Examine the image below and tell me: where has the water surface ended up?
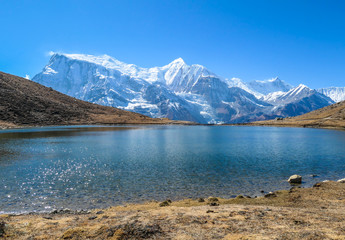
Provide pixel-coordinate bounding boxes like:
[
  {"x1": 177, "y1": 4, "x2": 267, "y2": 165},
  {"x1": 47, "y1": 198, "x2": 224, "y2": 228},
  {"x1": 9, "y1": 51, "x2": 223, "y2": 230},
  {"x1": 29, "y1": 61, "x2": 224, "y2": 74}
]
[{"x1": 1, "y1": 125, "x2": 345, "y2": 213}]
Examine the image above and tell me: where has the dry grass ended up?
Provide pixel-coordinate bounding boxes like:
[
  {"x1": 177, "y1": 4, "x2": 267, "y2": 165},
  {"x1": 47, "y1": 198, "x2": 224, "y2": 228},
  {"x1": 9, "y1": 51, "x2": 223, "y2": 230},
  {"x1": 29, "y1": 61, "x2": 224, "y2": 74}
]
[
  {"x1": 1, "y1": 181, "x2": 345, "y2": 239},
  {"x1": 249, "y1": 101, "x2": 345, "y2": 129}
]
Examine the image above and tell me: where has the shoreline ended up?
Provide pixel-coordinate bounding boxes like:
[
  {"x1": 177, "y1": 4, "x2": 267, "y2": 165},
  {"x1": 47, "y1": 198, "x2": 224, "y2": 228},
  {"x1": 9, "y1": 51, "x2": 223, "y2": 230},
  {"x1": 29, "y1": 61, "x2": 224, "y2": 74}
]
[
  {"x1": 0, "y1": 176, "x2": 330, "y2": 216},
  {"x1": 1, "y1": 121, "x2": 345, "y2": 132},
  {"x1": 0, "y1": 121, "x2": 200, "y2": 130},
  {"x1": 1, "y1": 180, "x2": 345, "y2": 239}
]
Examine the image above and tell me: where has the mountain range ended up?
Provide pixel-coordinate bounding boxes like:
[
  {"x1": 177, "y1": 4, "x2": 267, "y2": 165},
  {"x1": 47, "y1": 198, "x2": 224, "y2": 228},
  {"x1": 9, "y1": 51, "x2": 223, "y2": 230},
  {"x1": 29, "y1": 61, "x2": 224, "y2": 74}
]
[{"x1": 32, "y1": 53, "x2": 344, "y2": 124}]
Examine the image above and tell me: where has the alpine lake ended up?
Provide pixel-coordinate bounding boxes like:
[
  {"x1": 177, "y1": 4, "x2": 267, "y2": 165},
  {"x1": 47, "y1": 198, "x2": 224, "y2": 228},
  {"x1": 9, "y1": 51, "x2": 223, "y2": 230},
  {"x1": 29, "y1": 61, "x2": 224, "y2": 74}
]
[{"x1": 1, "y1": 125, "x2": 345, "y2": 213}]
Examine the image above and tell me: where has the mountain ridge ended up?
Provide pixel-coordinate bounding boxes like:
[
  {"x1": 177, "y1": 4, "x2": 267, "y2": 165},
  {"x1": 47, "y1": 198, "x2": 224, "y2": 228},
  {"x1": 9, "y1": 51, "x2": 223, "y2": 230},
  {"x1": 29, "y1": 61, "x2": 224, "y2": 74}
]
[{"x1": 32, "y1": 53, "x2": 340, "y2": 124}]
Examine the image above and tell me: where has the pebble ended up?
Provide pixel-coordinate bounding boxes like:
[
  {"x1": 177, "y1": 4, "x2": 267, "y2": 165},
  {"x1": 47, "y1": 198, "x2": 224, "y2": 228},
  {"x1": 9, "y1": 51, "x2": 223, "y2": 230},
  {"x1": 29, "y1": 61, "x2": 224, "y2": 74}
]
[
  {"x1": 208, "y1": 202, "x2": 219, "y2": 206},
  {"x1": 264, "y1": 192, "x2": 277, "y2": 198},
  {"x1": 159, "y1": 201, "x2": 170, "y2": 207}
]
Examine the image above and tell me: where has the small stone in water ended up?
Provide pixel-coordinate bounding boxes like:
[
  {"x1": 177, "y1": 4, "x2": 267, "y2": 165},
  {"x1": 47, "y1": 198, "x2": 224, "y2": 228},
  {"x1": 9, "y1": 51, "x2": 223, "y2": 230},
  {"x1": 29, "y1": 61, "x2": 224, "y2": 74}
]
[{"x1": 288, "y1": 175, "x2": 302, "y2": 184}]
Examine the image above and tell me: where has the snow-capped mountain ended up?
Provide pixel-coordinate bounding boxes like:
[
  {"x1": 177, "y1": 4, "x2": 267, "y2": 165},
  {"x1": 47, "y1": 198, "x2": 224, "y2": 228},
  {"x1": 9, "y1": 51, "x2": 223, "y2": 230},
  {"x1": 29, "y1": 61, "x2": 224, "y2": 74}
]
[
  {"x1": 267, "y1": 84, "x2": 332, "y2": 105},
  {"x1": 33, "y1": 53, "x2": 206, "y2": 123},
  {"x1": 317, "y1": 87, "x2": 345, "y2": 102},
  {"x1": 265, "y1": 84, "x2": 334, "y2": 117},
  {"x1": 245, "y1": 77, "x2": 293, "y2": 98},
  {"x1": 32, "y1": 53, "x2": 336, "y2": 123}
]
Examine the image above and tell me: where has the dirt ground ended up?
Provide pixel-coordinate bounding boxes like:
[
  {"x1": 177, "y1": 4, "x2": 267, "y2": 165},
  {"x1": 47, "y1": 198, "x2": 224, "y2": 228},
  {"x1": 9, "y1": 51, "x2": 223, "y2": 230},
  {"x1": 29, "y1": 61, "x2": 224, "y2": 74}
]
[{"x1": 1, "y1": 181, "x2": 345, "y2": 239}]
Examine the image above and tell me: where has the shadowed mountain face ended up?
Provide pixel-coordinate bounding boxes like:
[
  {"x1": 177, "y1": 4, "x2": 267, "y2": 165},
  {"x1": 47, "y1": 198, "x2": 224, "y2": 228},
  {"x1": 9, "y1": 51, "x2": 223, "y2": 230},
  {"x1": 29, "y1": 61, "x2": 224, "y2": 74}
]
[
  {"x1": 32, "y1": 53, "x2": 336, "y2": 124},
  {"x1": 0, "y1": 71, "x2": 175, "y2": 128}
]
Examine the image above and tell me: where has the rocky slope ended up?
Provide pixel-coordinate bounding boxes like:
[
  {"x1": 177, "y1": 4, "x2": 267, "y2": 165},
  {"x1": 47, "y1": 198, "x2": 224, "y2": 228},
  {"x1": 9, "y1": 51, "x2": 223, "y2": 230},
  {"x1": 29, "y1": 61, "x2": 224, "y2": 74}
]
[
  {"x1": 0, "y1": 71, "x2": 184, "y2": 128},
  {"x1": 32, "y1": 53, "x2": 335, "y2": 123}
]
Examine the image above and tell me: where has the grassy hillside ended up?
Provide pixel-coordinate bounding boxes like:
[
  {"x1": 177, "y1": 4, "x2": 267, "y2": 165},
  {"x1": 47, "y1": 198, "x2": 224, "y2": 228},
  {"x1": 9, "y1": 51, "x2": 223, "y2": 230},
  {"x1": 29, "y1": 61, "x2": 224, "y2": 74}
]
[{"x1": 250, "y1": 100, "x2": 345, "y2": 129}]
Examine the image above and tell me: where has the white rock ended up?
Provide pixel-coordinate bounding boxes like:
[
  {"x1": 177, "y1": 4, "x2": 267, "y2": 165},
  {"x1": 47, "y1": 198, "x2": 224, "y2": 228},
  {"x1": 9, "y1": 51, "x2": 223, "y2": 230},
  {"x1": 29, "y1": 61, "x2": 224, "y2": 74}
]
[
  {"x1": 337, "y1": 178, "x2": 345, "y2": 183},
  {"x1": 288, "y1": 175, "x2": 302, "y2": 184}
]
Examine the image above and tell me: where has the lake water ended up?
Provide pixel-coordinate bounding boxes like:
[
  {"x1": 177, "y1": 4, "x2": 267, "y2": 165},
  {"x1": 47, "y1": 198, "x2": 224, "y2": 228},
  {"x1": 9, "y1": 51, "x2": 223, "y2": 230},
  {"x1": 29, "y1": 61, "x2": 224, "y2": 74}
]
[{"x1": 1, "y1": 125, "x2": 345, "y2": 213}]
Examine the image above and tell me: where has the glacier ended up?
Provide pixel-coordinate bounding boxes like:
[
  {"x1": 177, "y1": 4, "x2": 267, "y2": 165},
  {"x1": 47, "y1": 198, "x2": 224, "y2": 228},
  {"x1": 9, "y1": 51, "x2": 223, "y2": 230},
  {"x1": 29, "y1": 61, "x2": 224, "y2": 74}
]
[{"x1": 32, "y1": 53, "x2": 336, "y2": 124}]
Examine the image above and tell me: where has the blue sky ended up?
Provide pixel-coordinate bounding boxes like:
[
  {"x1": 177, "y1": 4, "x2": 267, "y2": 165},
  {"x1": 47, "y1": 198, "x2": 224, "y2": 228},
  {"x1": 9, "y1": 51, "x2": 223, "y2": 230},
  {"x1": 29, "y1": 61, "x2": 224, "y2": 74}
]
[{"x1": 0, "y1": 0, "x2": 344, "y2": 88}]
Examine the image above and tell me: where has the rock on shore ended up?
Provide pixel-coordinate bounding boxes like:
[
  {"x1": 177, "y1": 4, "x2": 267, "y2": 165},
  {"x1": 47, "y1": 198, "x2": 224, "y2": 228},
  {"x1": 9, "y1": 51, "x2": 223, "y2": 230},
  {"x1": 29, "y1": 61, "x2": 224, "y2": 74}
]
[{"x1": 288, "y1": 174, "x2": 302, "y2": 184}]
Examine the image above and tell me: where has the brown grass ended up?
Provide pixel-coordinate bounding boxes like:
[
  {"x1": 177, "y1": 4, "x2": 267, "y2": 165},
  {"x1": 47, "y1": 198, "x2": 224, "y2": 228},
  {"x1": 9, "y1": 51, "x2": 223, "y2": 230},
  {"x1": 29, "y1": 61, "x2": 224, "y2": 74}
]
[
  {"x1": 1, "y1": 181, "x2": 345, "y2": 239},
  {"x1": 248, "y1": 101, "x2": 345, "y2": 129}
]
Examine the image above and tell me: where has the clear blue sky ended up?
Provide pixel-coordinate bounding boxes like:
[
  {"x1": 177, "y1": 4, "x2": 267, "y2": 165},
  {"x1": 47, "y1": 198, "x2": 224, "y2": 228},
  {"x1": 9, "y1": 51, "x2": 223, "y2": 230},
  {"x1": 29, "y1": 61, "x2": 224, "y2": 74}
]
[{"x1": 1, "y1": 0, "x2": 344, "y2": 88}]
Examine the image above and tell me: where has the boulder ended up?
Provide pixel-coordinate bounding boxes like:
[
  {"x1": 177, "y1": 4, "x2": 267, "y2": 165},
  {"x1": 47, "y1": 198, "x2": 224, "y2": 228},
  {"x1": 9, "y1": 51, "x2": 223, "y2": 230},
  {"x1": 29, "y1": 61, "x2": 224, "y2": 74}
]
[
  {"x1": 159, "y1": 201, "x2": 170, "y2": 207},
  {"x1": 288, "y1": 175, "x2": 302, "y2": 184},
  {"x1": 337, "y1": 178, "x2": 345, "y2": 183}
]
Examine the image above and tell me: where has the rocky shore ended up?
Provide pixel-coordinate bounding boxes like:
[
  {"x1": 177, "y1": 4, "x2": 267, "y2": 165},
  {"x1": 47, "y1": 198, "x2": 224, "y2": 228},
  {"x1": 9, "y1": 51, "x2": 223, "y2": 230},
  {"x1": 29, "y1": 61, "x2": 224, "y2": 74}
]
[{"x1": 1, "y1": 180, "x2": 345, "y2": 239}]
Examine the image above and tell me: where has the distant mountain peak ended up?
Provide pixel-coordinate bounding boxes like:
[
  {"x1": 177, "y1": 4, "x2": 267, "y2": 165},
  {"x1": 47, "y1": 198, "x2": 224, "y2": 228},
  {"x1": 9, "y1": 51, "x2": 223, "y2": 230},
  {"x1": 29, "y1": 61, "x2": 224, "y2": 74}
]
[
  {"x1": 52, "y1": 52, "x2": 125, "y2": 67},
  {"x1": 245, "y1": 77, "x2": 293, "y2": 96},
  {"x1": 268, "y1": 76, "x2": 280, "y2": 82},
  {"x1": 296, "y1": 83, "x2": 309, "y2": 89},
  {"x1": 170, "y1": 57, "x2": 185, "y2": 64},
  {"x1": 317, "y1": 87, "x2": 345, "y2": 102}
]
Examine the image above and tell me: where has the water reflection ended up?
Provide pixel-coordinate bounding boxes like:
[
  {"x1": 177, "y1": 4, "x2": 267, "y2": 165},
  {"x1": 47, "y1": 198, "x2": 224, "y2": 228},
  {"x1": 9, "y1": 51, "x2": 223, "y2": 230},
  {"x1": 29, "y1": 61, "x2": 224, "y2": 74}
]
[{"x1": 0, "y1": 126, "x2": 137, "y2": 140}]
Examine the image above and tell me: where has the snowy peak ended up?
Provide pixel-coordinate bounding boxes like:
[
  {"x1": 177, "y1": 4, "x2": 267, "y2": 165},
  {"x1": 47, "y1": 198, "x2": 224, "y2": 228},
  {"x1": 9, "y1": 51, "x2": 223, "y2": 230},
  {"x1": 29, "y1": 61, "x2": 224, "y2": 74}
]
[
  {"x1": 45, "y1": 53, "x2": 216, "y2": 89},
  {"x1": 46, "y1": 52, "x2": 146, "y2": 80},
  {"x1": 268, "y1": 76, "x2": 280, "y2": 82},
  {"x1": 317, "y1": 87, "x2": 345, "y2": 102},
  {"x1": 169, "y1": 57, "x2": 186, "y2": 65},
  {"x1": 277, "y1": 84, "x2": 312, "y2": 102},
  {"x1": 288, "y1": 84, "x2": 310, "y2": 95},
  {"x1": 161, "y1": 58, "x2": 217, "y2": 91},
  {"x1": 270, "y1": 83, "x2": 333, "y2": 106},
  {"x1": 50, "y1": 52, "x2": 127, "y2": 69},
  {"x1": 245, "y1": 77, "x2": 293, "y2": 97}
]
